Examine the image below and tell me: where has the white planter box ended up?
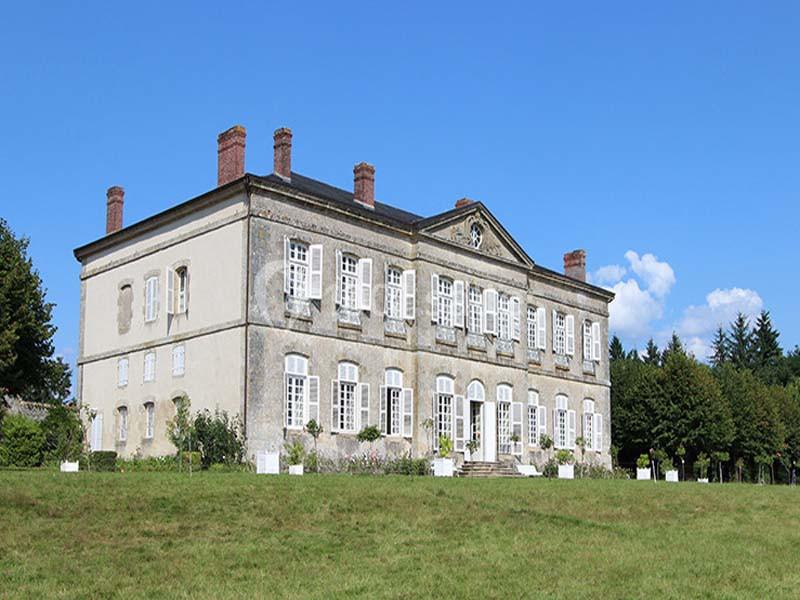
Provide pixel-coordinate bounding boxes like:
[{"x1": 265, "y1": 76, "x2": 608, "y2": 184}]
[
  {"x1": 433, "y1": 457, "x2": 454, "y2": 477},
  {"x1": 256, "y1": 451, "x2": 280, "y2": 474},
  {"x1": 60, "y1": 461, "x2": 79, "y2": 473},
  {"x1": 637, "y1": 468, "x2": 651, "y2": 480},
  {"x1": 698, "y1": 478, "x2": 709, "y2": 484},
  {"x1": 288, "y1": 464, "x2": 304, "y2": 476},
  {"x1": 558, "y1": 464, "x2": 574, "y2": 480},
  {"x1": 665, "y1": 470, "x2": 679, "y2": 483}
]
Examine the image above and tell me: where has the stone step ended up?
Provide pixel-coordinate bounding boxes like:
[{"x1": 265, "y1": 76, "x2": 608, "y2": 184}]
[{"x1": 459, "y1": 461, "x2": 523, "y2": 478}]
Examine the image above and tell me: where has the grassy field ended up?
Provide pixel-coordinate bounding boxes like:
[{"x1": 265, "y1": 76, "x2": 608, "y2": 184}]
[{"x1": 1, "y1": 473, "x2": 800, "y2": 599}]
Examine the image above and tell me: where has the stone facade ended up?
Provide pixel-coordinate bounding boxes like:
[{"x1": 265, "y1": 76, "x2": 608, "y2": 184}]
[{"x1": 74, "y1": 126, "x2": 614, "y2": 468}]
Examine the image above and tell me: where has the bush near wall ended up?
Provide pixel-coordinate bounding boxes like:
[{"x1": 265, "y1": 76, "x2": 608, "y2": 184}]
[
  {"x1": 86, "y1": 451, "x2": 117, "y2": 472},
  {"x1": 0, "y1": 414, "x2": 45, "y2": 467}
]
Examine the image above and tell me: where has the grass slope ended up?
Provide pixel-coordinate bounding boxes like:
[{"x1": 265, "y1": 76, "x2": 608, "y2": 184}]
[{"x1": 1, "y1": 472, "x2": 799, "y2": 599}]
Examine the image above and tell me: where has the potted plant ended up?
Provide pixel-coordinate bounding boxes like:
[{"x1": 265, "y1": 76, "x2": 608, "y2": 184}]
[
  {"x1": 556, "y1": 449, "x2": 574, "y2": 479},
  {"x1": 661, "y1": 457, "x2": 678, "y2": 482},
  {"x1": 636, "y1": 454, "x2": 651, "y2": 480},
  {"x1": 539, "y1": 434, "x2": 553, "y2": 451},
  {"x1": 305, "y1": 419, "x2": 322, "y2": 472},
  {"x1": 285, "y1": 440, "x2": 305, "y2": 475},
  {"x1": 694, "y1": 452, "x2": 710, "y2": 483},
  {"x1": 433, "y1": 435, "x2": 454, "y2": 477},
  {"x1": 466, "y1": 438, "x2": 479, "y2": 456}
]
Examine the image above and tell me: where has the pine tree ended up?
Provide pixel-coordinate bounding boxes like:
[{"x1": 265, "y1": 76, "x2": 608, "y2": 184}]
[
  {"x1": 728, "y1": 313, "x2": 755, "y2": 371},
  {"x1": 609, "y1": 335, "x2": 625, "y2": 362},
  {"x1": 642, "y1": 339, "x2": 661, "y2": 365},
  {"x1": 710, "y1": 327, "x2": 729, "y2": 368},
  {"x1": 0, "y1": 219, "x2": 71, "y2": 402},
  {"x1": 751, "y1": 310, "x2": 784, "y2": 384},
  {"x1": 660, "y1": 332, "x2": 685, "y2": 365}
]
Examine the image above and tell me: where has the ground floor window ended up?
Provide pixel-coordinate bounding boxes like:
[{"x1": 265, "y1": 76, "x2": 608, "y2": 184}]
[
  {"x1": 498, "y1": 401, "x2": 511, "y2": 454},
  {"x1": 145, "y1": 402, "x2": 155, "y2": 439},
  {"x1": 118, "y1": 407, "x2": 128, "y2": 442},
  {"x1": 436, "y1": 394, "x2": 453, "y2": 444}
]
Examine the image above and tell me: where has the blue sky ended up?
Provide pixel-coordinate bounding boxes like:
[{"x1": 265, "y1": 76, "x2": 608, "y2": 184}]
[{"x1": 1, "y1": 2, "x2": 798, "y2": 384}]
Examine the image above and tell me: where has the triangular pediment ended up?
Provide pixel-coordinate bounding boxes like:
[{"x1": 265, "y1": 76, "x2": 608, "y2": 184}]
[{"x1": 417, "y1": 203, "x2": 533, "y2": 267}]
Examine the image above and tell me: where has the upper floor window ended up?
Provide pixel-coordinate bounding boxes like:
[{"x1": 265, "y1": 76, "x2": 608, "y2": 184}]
[
  {"x1": 336, "y1": 251, "x2": 371, "y2": 311},
  {"x1": 431, "y1": 275, "x2": 465, "y2": 329},
  {"x1": 172, "y1": 344, "x2": 185, "y2": 377},
  {"x1": 143, "y1": 351, "x2": 156, "y2": 382},
  {"x1": 165, "y1": 267, "x2": 188, "y2": 316},
  {"x1": 176, "y1": 267, "x2": 188, "y2": 314},
  {"x1": 144, "y1": 401, "x2": 155, "y2": 439},
  {"x1": 469, "y1": 223, "x2": 483, "y2": 249},
  {"x1": 385, "y1": 268, "x2": 402, "y2": 319},
  {"x1": 527, "y1": 306, "x2": 547, "y2": 350},
  {"x1": 117, "y1": 357, "x2": 129, "y2": 387},
  {"x1": 118, "y1": 406, "x2": 128, "y2": 442},
  {"x1": 583, "y1": 320, "x2": 602, "y2": 362},
  {"x1": 145, "y1": 276, "x2": 159, "y2": 322},
  {"x1": 284, "y1": 238, "x2": 323, "y2": 300},
  {"x1": 553, "y1": 311, "x2": 575, "y2": 356},
  {"x1": 498, "y1": 295, "x2": 510, "y2": 340},
  {"x1": 332, "y1": 361, "x2": 367, "y2": 433},
  {"x1": 468, "y1": 286, "x2": 483, "y2": 333},
  {"x1": 284, "y1": 354, "x2": 319, "y2": 429},
  {"x1": 118, "y1": 284, "x2": 133, "y2": 334}
]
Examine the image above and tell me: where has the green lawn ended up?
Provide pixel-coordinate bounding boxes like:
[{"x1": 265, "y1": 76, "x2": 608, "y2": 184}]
[{"x1": 1, "y1": 472, "x2": 799, "y2": 599}]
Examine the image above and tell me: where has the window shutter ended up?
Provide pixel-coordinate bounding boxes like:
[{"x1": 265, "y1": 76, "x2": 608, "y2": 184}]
[
  {"x1": 166, "y1": 267, "x2": 175, "y2": 315},
  {"x1": 453, "y1": 280, "x2": 465, "y2": 328},
  {"x1": 358, "y1": 258, "x2": 372, "y2": 311},
  {"x1": 91, "y1": 413, "x2": 103, "y2": 451},
  {"x1": 483, "y1": 288, "x2": 497, "y2": 335},
  {"x1": 402, "y1": 270, "x2": 416, "y2": 320},
  {"x1": 552, "y1": 310, "x2": 558, "y2": 351},
  {"x1": 536, "y1": 307, "x2": 546, "y2": 349},
  {"x1": 537, "y1": 405, "x2": 547, "y2": 444},
  {"x1": 402, "y1": 388, "x2": 414, "y2": 438},
  {"x1": 553, "y1": 409, "x2": 559, "y2": 448},
  {"x1": 566, "y1": 315, "x2": 575, "y2": 356},
  {"x1": 335, "y1": 250, "x2": 342, "y2": 306},
  {"x1": 511, "y1": 401, "x2": 523, "y2": 455},
  {"x1": 432, "y1": 391, "x2": 439, "y2": 451},
  {"x1": 331, "y1": 380, "x2": 339, "y2": 432},
  {"x1": 592, "y1": 322, "x2": 601, "y2": 361},
  {"x1": 383, "y1": 265, "x2": 390, "y2": 314},
  {"x1": 283, "y1": 236, "x2": 291, "y2": 294},
  {"x1": 568, "y1": 409, "x2": 577, "y2": 449},
  {"x1": 307, "y1": 376, "x2": 320, "y2": 424},
  {"x1": 283, "y1": 373, "x2": 290, "y2": 427},
  {"x1": 593, "y1": 413, "x2": 602, "y2": 452},
  {"x1": 454, "y1": 395, "x2": 465, "y2": 452},
  {"x1": 309, "y1": 244, "x2": 323, "y2": 300},
  {"x1": 379, "y1": 385, "x2": 387, "y2": 435},
  {"x1": 358, "y1": 383, "x2": 370, "y2": 429},
  {"x1": 511, "y1": 297, "x2": 521, "y2": 341},
  {"x1": 430, "y1": 274, "x2": 439, "y2": 324}
]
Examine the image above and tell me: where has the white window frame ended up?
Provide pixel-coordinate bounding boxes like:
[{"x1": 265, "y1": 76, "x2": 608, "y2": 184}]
[
  {"x1": 527, "y1": 306, "x2": 537, "y2": 349},
  {"x1": 332, "y1": 361, "x2": 359, "y2": 433},
  {"x1": 117, "y1": 357, "x2": 129, "y2": 387},
  {"x1": 144, "y1": 402, "x2": 155, "y2": 439},
  {"x1": 285, "y1": 354, "x2": 308, "y2": 429},
  {"x1": 527, "y1": 389, "x2": 546, "y2": 447},
  {"x1": 381, "y1": 368, "x2": 404, "y2": 436},
  {"x1": 339, "y1": 254, "x2": 359, "y2": 310},
  {"x1": 118, "y1": 406, "x2": 128, "y2": 442},
  {"x1": 436, "y1": 277, "x2": 453, "y2": 327},
  {"x1": 287, "y1": 239, "x2": 310, "y2": 300},
  {"x1": 385, "y1": 267, "x2": 403, "y2": 320},
  {"x1": 468, "y1": 285, "x2": 483, "y2": 334},
  {"x1": 172, "y1": 344, "x2": 185, "y2": 377},
  {"x1": 435, "y1": 375, "x2": 454, "y2": 446},
  {"x1": 145, "y1": 276, "x2": 158, "y2": 322},
  {"x1": 143, "y1": 351, "x2": 156, "y2": 383},
  {"x1": 554, "y1": 312, "x2": 566, "y2": 355},
  {"x1": 497, "y1": 295, "x2": 511, "y2": 340},
  {"x1": 583, "y1": 398, "x2": 602, "y2": 451},
  {"x1": 176, "y1": 267, "x2": 188, "y2": 314}
]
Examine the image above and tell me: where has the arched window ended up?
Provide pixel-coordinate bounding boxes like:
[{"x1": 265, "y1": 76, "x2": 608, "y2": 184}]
[
  {"x1": 497, "y1": 384, "x2": 513, "y2": 454},
  {"x1": 583, "y1": 399, "x2": 602, "y2": 452},
  {"x1": 554, "y1": 394, "x2": 575, "y2": 449},
  {"x1": 527, "y1": 390, "x2": 545, "y2": 447},
  {"x1": 381, "y1": 368, "x2": 404, "y2": 436},
  {"x1": 176, "y1": 267, "x2": 189, "y2": 314},
  {"x1": 144, "y1": 401, "x2": 155, "y2": 439},
  {"x1": 284, "y1": 354, "x2": 309, "y2": 429},
  {"x1": 333, "y1": 361, "x2": 361, "y2": 432},
  {"x1": 467, "y1": 380, "x2": 485, "y2": 402},
  {"x1": 117, "y1": 406, "x2": 128, "y2": 442},
  {"x1": 434, "y1": 375, "x2": 455, "y2": 445}
]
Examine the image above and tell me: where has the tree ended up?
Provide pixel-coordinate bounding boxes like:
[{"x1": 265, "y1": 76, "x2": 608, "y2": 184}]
[
  {"x1": 709, "y1": 328, "x2": 729, "y2": 368},
  {"x1": 751, "y1": 311, "x2": 788, "y2": 385},
  {"x1": 728, "y1": 313, "x2": 755, "y2": 371},
  {"x1": 0, "y1": 219, "x2": 71, "y2": 403},
  {"x1": 610, "y1": 357, "x2": 663, "y2": 465},
  {"x1": 609, "y1": 335, "x2": 625, "y2": 362},
  {"x1": 660, "y1": 333, "x2": 685, "y2": 365},
  {"x1": 642, "y1": 339, "x2": 661, "y2": 366}
]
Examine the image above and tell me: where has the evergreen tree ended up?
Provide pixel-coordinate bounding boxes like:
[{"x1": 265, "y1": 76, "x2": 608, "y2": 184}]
[
  {"x1": 609, "y1": 335, "x2": 625, "y2": 362},
  {"x1": 752, "y1": 311, "x2": 786, "y2": 385},
  {"x1": 709, "y1": 327, "x2": 729, "y2": 368},
  {"x1": 660, "y1": 332, "x2": 685, "y2": 365},
  {"x1": 728, "y1": 313, "x2": 755, "y2": 371},
  {"x1": 642, "y1": 338, "x2": 661, "y2": 365},
  {"x1": 0, "y1": 219, "x2": 70, "y2": 402}
]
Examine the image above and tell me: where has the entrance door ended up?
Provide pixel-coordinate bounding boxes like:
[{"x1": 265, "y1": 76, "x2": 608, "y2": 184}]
[
  {"x1": 466, "y1": 401, "x2": 483, "y2": 461},
  {"x1": 483, "y1": 401, "x2": 497, "y2": 462}
]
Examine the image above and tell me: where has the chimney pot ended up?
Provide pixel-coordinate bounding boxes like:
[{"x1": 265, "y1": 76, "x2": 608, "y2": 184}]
[
  {"x1": 563, "y1": 249, "x2": 587, "y2": 282},
  {"x1": 217, "y1": 125, "x2": 246, "y2": 186},
  {"x1": 353, "y1": 162, "x2": 375, "y2": 209},
  {"x1": 273, "y1": 127, "x2": 292, "y2": 180},
  {"x1": 455, "y1": 197, "x2": 476, "y2": 209},
  {"x1": 106, "y1": 186, "x2": 124, "y2": 234}
]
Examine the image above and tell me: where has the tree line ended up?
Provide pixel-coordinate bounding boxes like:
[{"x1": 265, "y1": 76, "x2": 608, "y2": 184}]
[{"x1": 611, "y1": 312, "x2": 800, "y2": 482}]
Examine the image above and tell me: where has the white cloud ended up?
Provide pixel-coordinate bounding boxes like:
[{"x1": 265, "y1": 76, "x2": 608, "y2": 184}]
[
  {"x1": 624, "y1": 251, "x2": 676, "y2": 298},
  {"x1": 590, "y1": 264, "x2": 627, "y2": 286},
  {"x1": 607, "y1": 279, "x2": 664, "y2": 338},
  {"x1": 684, "y1": 336, "x2": 711, "y2": 361},
  {"x1": 678, "y1": 288, "x2": 763, "y2": 338}
]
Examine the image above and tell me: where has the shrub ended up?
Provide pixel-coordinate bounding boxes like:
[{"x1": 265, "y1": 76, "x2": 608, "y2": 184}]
[
  {"x1": 384, "y1": 453, "x2": 429, "y2": 476},
  {"x1": 0, "y1": 414, "x2": 45, "y2": 467},
  {"x1": 284, "y1": 441, "x2": 305, "y2": 466},
  {"x1": 41, "y1": 405, "x2": 82, "y2": 462},
  {"x1": 117, "y1": 456, "x2": 178, "y2": 472},
  {"x1": 539, "y1": 434, "x2": 553, "y2": 450},
  {"x1": 181, "y1": 451, "x2": 201, "y2": 469},
  {"x1": 660, "y1": 458, "x2": 675, "y2": 475},
  {"x1": 636, "y1": 454, "x2": 650, "y2": 469},
  {"x1": 438, "y1": 436, "x2": 453, "y2": 458},
  {"x1": 694, "y1": 453, "x2": 711, "y2": 479},
  {"x1": 555, "y1": 449, "x2": 574, "y2": 465},
  {"x1": 90, "y1": 451, "x2": 117, "y2": 472},
  {"x1": 356, "y1": 425, "x2": 381, "y2": 444},
  {"x1": 193, "y1": 409, "x2": 246, "y2": 468},
  {"x1": 542, "y1": 458, "x2": 558, "y2": 478}
]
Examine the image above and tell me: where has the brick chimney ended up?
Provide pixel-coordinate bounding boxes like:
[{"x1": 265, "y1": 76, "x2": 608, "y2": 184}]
[
  {"x1": 353, "y1": 162, "x2": 375, "y2": 209},
  {"x1": 563, "y1": 249, "x2": 587, "y2": 282},
  {"x1": 106, "y1": 186, "x2": 124, "y2": 234},
  {"x1": 217, "y1": 125, "x2": 246, "y2": 186},
  {"x1": 273, "y1": 127, "x2": 292, "y2": 180},
  {"x1": 455, "y1": 197, "x2": 475, "y2": 209}
]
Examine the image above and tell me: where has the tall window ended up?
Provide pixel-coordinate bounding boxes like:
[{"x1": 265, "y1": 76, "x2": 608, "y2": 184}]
[
  {"x1": 118, "y1": 357, "x2": 129, "y2": 387},
  {"x1": 176, "y1": 267, "x2": 188, "y2": 313},
  {"x1": 554, "y1": 312, "x2": 566, "y2": 355},
  {"x1": 382, "y1": 369, "x2": 403, "y2": 436},
  {"x1": 527, "y1": 390, "x2": 545, "y2": 447},
  {"x1": 340, "y1": 255, "x2": 358, "y2": 309},
  {"x1": 143, "y1": 351, "x2": 156, "y2": 382},
  {"x1": 468, "y1": 286, "x2": 483, "y2": 333},
  {"x1": 285, "y1": 354, "x2": 308, "y2": 429},
  {"x1": 437, "y1": 278, "x2": 453, "y2": 327},
  {"x1": 498, "y1": 295, "x2": 510, "y2": 340},
  {"x1": 334, "y1": 362, "x2": 359, "y2": 432},
  {"x1": 172, "y1": 345, "x2": 185, "y2": 377},
  {"x1": 583, "y1": 399, "x2": 602, "y2": 451},
  {"x1": 385, "y1": 267, "x2": 402, "y2": 319},
  {"x1": 144, "y1": 402, "x2": 155, "y2": 439},
  {"x1": 553, "y1": 394, "x2": 575, "y2": 449},
  {"x1": 583, "y1": 320, "x2": 601, "y2": 362},
  {"x1": 118, "y1": 406, "x2": 128, "y2": 442},
  {"x1": 527, "y1": 307, "x2": 537, "y2": 349},
  {"x1": 145, "y1": 276, "x2": 158, "y2": 322},
  {"x1": 497, "y1": 384, "x2": 512, "y2": 454},
  {"x1": 288, "y1": 241, "x2": 309, "y2": 299},
  {"x1": 435, "y1": 375, "x2": 454, "y2": 444}
]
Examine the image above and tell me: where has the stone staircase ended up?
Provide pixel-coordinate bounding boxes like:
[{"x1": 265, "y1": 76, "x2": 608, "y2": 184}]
[{"x1": 459, "y1": 461, "x2": 523, "y2": 478}]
